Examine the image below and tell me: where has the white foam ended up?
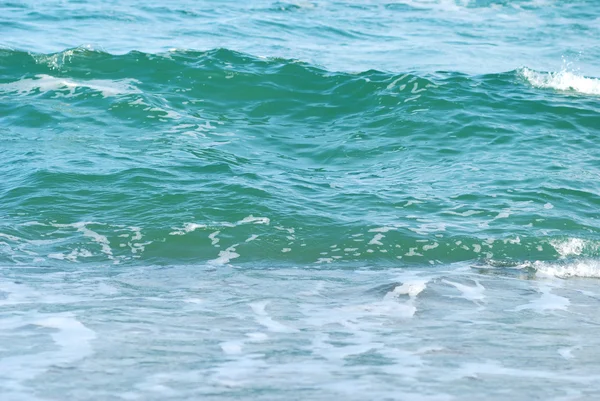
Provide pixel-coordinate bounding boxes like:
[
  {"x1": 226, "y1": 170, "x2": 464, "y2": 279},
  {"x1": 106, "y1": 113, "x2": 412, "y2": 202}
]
[
  {"x1": 386, "y1": 74, "x2": 408, "y2": 90},
  {"x1": 249, "y1": 301, "x2": 298, "y2": 333},
  {"x1": 368, "y1": 233, "x2": 385, "y2": 246},
  {"x1": 51, "y1": 222, "x2": 113, "y2": 259},
  {"x1": 19, "y1": 221, "x2": 46, "y2": 227},
  {"x1": 169, "y1": 223, "x2": 206, "y2": 236},
  {"x1": 0, "y1": 313, "x2": 95, "y2": 388},
  {"x1": 245, "y1": 332, "x2": 269, "y2": 342},
  {"x1": 549, "y1": 238, "x2": 599, "y2": 258},
  {"x1": 534, "y1": 259, "x2": 600, "y2": 278},
  {"x1": 208, "y1": 231, "x2": 220, "y2": 246},
  {"x1": 129, "y1": 226, "x2": 143, "y2": 241},
  {"x1": 0, "y1": 74, "x2": 140, "y2": 98},
  {"x1": 446, "y1": 209, "x2": 482, "y2": 217},
  {"x1": 450, "y1": 360, "x2": 596, "y2": 383},
  {"x1": 514, "y1": 284, "x2": 569, "y2": 313},
  {"x1": 183, "y1": 298, "x2": 203, "y2": 304},
  {"x1": 422, "y1": 242, "x2": 439, "y2": 251},
  {"x1": 311, "y1": 332, "x2": 384, "y2": 361},
  {"x1": 368, "y1": 226, "x2": 395, "y2": 233},
  {"x1": 558, "y1": 347, "x2": 578, "y2": 360},
  {"x1": 408, "y1": 222, "x2": 446, "y2": 235},
  {"x1": 521, "y1": 67, "x2": 600, "y2": 95},
  {"x1": 387, "y1": 280, "x2": 428, "y2": 298},
  {"x1": 405, "y1": 247, "x2": 422, "y2": 257},
  {"x1": 36, "y1": 314, "x2": 96, "y2": 355},
  {"x1": 495, "y1": 209, "x2": 511, "y2": 220},
  {"x1": 442, "y1": 279, "x2": 486, "y2": 302},
  {"x1": 220, "y1": 341, "x2": 243, "y2": 355},
  {"x1": 78, "y1": 225, "x2": 113, "y2": 259},
  {"x1": 209, "y1": 245, "x2": 240, "y2": 266},
  {"x1": 237, "y1": 215, "x2": 270, "y2": 225},
  {"x1": 0, "y1": 233, "x2": 20, "y2": 242},
  {"x1": 48, "y1": 248, "x2": 93, "y2": 262}
]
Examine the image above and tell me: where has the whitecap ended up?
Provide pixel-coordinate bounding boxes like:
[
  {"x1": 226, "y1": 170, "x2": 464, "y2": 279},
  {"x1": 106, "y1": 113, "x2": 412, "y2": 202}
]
[
  {"x1": 520, "y1": 67, "x2": 600, "y2": 95},
  {"x1": 549, "y1": 238, "x2": 599, "y2": 258},
  {"x1": 534, "y1": 259, "x2": 600, "y2": 278}
]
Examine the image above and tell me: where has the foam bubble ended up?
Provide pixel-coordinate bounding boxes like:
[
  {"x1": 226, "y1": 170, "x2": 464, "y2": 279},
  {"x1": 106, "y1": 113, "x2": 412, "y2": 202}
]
[{"x1": 521, "y1": 67, "x2": 600, "y2": 95}]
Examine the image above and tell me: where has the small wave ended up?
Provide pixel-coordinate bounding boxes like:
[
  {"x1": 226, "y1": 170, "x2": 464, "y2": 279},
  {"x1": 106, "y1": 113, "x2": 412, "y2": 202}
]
[{"x1": 520, "y1": 67, "x2": 600, "y2": 95}]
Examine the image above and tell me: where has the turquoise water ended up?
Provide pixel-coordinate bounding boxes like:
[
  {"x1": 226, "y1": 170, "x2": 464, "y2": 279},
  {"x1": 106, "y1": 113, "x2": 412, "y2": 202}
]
[{"x1": 1, "y1": 1, "x2": 600, "y2": 400}]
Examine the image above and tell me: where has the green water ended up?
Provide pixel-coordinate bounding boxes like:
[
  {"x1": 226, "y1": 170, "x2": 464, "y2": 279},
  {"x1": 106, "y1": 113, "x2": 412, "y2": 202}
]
[{"x1": 2, "y1": 48, "x2": 600, "y2": 267}]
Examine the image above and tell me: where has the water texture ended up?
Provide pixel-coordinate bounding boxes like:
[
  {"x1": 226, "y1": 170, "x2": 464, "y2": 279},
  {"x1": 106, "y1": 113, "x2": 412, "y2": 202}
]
[{"x1": 1, "y1": 1, "x2": 600, "y2": 400}]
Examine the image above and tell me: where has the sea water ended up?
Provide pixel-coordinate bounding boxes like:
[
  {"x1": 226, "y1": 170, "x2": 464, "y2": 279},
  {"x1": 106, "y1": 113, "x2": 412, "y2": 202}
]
[{"x1": 1, "y1": 1, "x2": 600, "y2": 399}]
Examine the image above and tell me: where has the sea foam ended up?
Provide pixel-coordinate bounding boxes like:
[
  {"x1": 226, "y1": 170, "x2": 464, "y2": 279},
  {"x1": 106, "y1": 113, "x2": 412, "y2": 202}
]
[
  {"x1": 0, "y1": 74, "x2": 140, "y2": 98},
  {"x1": 520, "y1": 67, "x2": 600, "y2": 95},
  {"x1": 534, "y1": 259, "x2": 600, "y2": 279}
]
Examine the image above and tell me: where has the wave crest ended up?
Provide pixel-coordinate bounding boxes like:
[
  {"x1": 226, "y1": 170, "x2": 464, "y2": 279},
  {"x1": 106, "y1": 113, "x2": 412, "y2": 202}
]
[{"x1": 520, "y1": 67, "x2": 600, "y2": 95}]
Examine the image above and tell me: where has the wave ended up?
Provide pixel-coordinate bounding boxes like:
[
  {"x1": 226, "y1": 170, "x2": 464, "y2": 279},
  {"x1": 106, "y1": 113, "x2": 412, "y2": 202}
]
[
  {"x1": 1, "y1": 47, "x2": 598, "y2": 100},
  {"x1": 2, "y1": 47, "x2": 599, "y2": 269},
  {"x1": 2, "y1": 216, "x2": 600, "y2": 267}
]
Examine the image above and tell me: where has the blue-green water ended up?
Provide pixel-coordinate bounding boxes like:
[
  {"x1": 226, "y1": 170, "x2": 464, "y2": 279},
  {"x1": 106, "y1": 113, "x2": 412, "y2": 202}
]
[{"x1": 1, "y1": 1, "x2": 600, "y2": 400}]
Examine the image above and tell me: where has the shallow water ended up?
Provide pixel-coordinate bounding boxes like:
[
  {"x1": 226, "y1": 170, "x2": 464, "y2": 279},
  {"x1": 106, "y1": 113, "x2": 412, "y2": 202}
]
[{"x1": 1, "y1": 0, "x2": 600, "y2": 400}]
